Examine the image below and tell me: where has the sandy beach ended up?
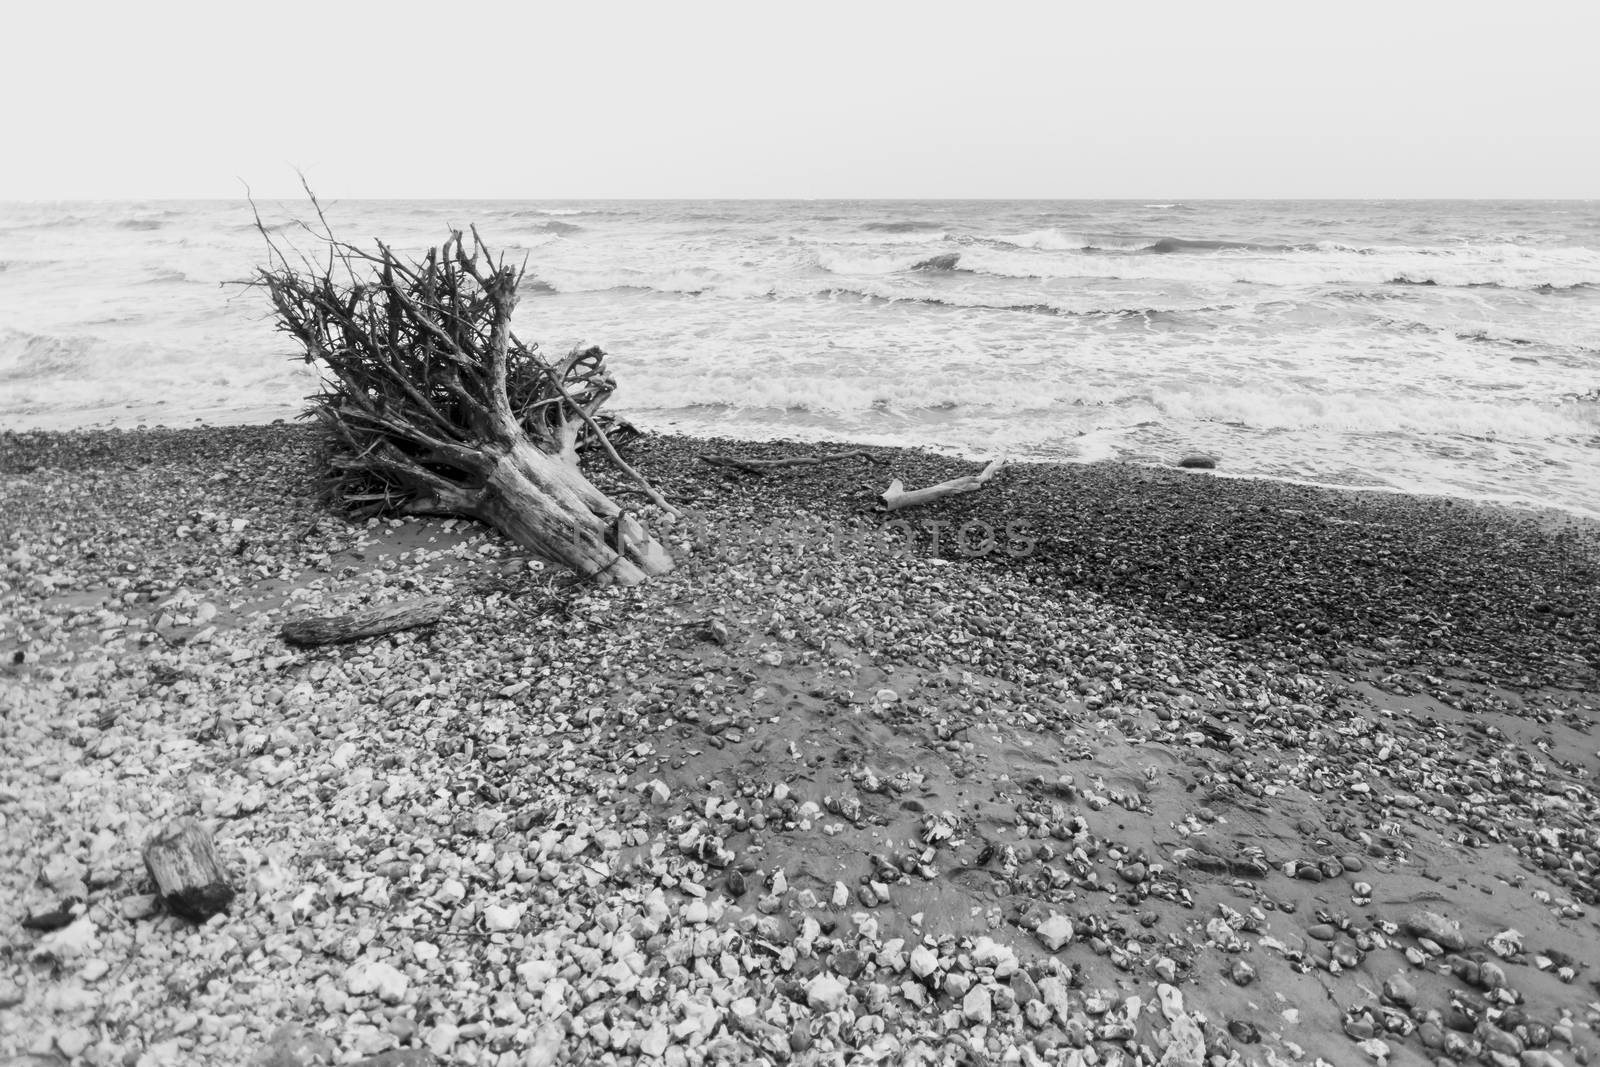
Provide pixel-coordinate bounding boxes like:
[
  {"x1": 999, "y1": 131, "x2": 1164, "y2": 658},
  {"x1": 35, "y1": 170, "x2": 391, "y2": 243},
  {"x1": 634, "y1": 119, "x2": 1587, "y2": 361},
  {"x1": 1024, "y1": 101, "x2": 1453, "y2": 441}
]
[{"x1": 2, "y1": 424, "x2": 1598, "y2": 1067}]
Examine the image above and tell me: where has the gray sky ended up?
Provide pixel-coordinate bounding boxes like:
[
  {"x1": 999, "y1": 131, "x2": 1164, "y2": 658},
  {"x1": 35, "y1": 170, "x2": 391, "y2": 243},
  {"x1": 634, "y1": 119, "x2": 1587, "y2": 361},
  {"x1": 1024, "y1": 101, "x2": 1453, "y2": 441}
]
[{"x1": 5, "y1": 0, "x2": 1596, "y2": 199}]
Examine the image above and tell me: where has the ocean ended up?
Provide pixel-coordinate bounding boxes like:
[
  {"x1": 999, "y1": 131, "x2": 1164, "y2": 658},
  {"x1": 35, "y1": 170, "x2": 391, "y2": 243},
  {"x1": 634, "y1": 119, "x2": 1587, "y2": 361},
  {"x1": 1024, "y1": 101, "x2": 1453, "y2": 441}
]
[{"x1": 1, "y1": 198, "x2": 1597, "y2": 516}]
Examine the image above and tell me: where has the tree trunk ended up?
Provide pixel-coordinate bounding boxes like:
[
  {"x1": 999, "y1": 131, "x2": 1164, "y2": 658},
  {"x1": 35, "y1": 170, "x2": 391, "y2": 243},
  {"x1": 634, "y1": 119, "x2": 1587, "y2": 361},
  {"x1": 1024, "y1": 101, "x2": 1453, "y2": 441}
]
[{"x1": 470, "y1": 441, "x2": 673, "y2": 585}]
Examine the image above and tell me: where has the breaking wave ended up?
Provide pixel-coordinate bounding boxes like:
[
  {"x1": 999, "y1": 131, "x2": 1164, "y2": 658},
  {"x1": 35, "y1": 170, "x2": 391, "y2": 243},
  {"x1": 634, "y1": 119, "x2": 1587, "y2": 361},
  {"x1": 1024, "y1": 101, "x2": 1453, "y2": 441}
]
[{"x1": 0, "y1": 328, "x2": 94, "y2": 380}]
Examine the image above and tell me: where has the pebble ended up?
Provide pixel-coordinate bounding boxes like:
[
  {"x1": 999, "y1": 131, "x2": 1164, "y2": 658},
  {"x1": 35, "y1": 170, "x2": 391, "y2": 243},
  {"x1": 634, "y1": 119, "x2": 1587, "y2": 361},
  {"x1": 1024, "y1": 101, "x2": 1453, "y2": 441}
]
[
  {"x1": 350, "y1": 1053, "x2": 439, "y2": 1067},
  {"x1": 1035, "y1": 914, "x2": 1075, "y2": 951},
  {"x1": 345, "y1": 960, "x2": 409, "y2": 1004},
  {"x1": 1230, "y1": 959, "x2": 1256, "y2": 986},
  {"x1": 1382, "y1": 973, "x2": 1417, "y2": 1007},
  {"x1": 1405, "y1": 910, "x2": 1467, "y2": 951},
  {"x1": 806, "y1": 974, "x2": 847, "y2": 1012},
  {"x1": 7, "y1": 427, "x2": 1599, "y2": 1067},
  {"x1": 249, "y1": 1025, "x2": 337, "y2": 1066},
  {"x1": 963, "y1": 986, "x2": 993, "y2": 1025}
]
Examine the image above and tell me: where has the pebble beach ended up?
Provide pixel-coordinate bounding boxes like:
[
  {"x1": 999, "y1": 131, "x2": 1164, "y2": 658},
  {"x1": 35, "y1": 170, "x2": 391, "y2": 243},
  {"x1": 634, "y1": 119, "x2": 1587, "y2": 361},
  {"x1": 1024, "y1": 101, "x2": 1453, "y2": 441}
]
[{"x1": 3, "y1": 423, "x2": 1599, "y2": 1067}]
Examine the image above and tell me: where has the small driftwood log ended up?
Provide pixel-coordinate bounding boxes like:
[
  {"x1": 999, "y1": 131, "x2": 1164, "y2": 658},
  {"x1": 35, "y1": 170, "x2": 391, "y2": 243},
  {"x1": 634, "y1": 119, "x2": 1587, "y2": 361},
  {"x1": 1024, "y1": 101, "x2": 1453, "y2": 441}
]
[
  {"x1": 880, "y1": 458, "x2": 1008, "y2": 512},
  {"x1": 143, "y1": 818, "x2": 235, "y2": 921},
  {"x1": 281, "y1": 596, "x2": 450, "y2": 647},
  {"x1": 700, "y1": 449, "x2": 875, "y2": 475}
]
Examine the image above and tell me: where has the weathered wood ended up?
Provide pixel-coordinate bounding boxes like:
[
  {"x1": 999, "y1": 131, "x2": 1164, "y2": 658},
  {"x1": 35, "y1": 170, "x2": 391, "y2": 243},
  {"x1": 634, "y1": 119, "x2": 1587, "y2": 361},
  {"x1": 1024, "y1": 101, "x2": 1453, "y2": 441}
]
[
  {"x1": 881, "y1": 458, "x2": 1008, "y2": 512},
  {"x1": 281, "y1": 596, "x2": 451, "y2": 647},
  {"x1": 142, "y1": 817, "x2": 235, "y2": 922},
  {"x1": 700, "y1": 449, "x2": 875, "y2": 474},
  {"x1": 250, "y1": 187, "x2": 676, "y2": 586}
]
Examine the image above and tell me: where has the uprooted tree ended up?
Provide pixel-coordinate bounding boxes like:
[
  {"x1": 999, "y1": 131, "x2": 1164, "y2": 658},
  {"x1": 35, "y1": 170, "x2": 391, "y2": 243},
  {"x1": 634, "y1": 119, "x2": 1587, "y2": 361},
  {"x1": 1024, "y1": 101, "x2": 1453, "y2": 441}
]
[{"x1": 252, "y1": 199, "x2": 675, "y2": 586}]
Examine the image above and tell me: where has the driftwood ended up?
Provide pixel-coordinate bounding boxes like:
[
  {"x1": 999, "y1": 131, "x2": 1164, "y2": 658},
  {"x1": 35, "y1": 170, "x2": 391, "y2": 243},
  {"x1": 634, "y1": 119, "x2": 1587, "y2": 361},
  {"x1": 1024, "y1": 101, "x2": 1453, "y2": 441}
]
[
  {"x1": 700, "y1": 449, "x2": 875, "y2": 474},
  {"x1": 250, "y1": 185, "x2": 674, "y2": 586},
  {"x1": 281, "y1": 596, "x2": 450, "y2": 647},
  {"x1": 881, "y1": 458, "x2": 1008, "y2": 512},
  {"x1": 143, "y1": 818, "x2": 235, "y2": 921}
]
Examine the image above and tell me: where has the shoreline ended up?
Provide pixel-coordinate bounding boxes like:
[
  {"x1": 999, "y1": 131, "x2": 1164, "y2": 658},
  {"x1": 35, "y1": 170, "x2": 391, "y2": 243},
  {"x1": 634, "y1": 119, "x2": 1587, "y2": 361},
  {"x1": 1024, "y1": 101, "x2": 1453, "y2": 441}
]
[
  {"x1": 6, "y1": 412, "x2": 1599, "y2": 529},
  {"x1": 3, "y1": 423, "x2": 1598, "y2": 1066}
]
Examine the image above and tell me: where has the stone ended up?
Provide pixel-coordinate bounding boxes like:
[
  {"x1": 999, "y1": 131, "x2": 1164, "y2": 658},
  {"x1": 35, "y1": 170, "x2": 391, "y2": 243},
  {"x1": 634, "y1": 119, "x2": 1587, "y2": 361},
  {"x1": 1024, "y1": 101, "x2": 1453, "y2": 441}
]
[
  {"x1": 56, "y1": 1029, "x2": 92, "y2": 1058},
  {"x1": 250, "y1": 1025, "x2": 337, "y2": 1067},
  {"x1": 1162, "y1": 1012, "x2": 1206, "y2": 1067},
  {"x1": 120, "y1": 894, "x2": 159, "y2": 921},
  {"x1": 832, "y1": 950, "x2": 866, "y2": 978},
  {"x1": 909, "y1": 945, "x2": 939, "y2": 979},
  {"x1": 639, "y1": 1024, "x2": 669, "y2": 1057},
  {"x1": 1035, "y1": 914, "x2": 1074, "y2": 952},
  {"x1": 806, "y1": 974, "x2": 847, "y2": 1012},
  {"x1": 345, "y1": 960, "x2": 409, "y2": 1004},
  {"x1": 963, "y1": 986, "x2": 993, "y2": 1025},
  {"x1": 1383, "y1": 973, "x2": 1417, "y2": 1007},
  {"x1": 1230, "y1": 959, "x2": 1256, "y2": 986},
  {"x1": 483, "y1": 904, "x2": 521, "y2": 932},
  {"x1": 350, "y1": 1053, "x2": 439, "y2": 1067},
  {"x1": 1405, "y1": 910, "x2": 1466, "y2": 951}
]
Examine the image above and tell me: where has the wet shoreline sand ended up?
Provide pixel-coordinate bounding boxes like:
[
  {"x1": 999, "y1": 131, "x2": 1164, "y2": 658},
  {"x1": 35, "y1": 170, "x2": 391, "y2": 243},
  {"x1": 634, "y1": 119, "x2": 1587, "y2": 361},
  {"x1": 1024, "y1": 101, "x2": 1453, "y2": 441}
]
[{"x1": 2, "y1": 424, "x2": 1598, "y2": 1065}]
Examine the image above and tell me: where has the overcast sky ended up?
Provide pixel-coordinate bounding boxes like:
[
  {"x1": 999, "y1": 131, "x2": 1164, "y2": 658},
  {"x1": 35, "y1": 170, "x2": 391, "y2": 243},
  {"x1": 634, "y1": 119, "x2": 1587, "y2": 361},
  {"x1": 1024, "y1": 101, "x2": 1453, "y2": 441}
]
[{"x1": 5, "y1": 0, "x2": 1596, "y2": 200}]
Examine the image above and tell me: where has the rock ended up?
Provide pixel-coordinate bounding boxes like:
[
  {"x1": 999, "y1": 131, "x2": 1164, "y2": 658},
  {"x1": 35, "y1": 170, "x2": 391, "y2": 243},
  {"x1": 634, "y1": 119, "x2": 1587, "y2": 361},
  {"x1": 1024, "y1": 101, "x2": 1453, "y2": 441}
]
[
  {"x1": 345, "y1": 960, "x2": 409, "y2": 1004},
  {"x1": 1487, "y1": 929, "x2": 1523, "y2": 958},
  {"x1": 1230, "y1": 959, "x2": 1256, "y2": 986},
  {"x1": 1356, "y1": 1038, "x2": 1391, "y2": 1061},
  {"x1": 1306, "y1": 923, "x2": 1338, "y2": 941},
  {"x1": 639, "y1": 1024, "x2": 669, "y2": 1057},
  {"x1": 832, "y1": 950, "x2": 866, "y2": 979},
  {"x1": 350, "y1": 1053, "x2": 439, "y2": 1067},
  {"x1": 875, "y1": 688, "x2": 900, "y2": 704},
  {"x1": 31, "y1": 917, "x2": 98, "y2": 961},
  {"x1": 1228, "y1": 1019, "x2": 1260, "y2": 1044},
  {"x1": 250, "y1": 1025, "x2": 337, "y2": 1067},
  {"x1": 971, "y1": 937, "x2": 1017, "y2": 975},
  {"x1": 1036, "y1": 914, "x2": 1074, "y2": 952},
  {"x1": 1382, "y1": 973, "x2": 1417, "y2": 1007},
  {"x1": 806, "y1": 974, "x2": 847, "y2": 1012},
  {"x1": 120, "y1": 894, "x2": 159, "y2": 921},
  {"x1": 1405, "y1": 910, "x2": 1466, "y2": 951},
  {"x1": 909, "y1": 945, "x2": 939, "y2": 980},
  {"x1": 482, "y1": 905, "x2": 521, "y2": 932},
  {"x1": 1177, "y1": 454, "x2": 1217, "y2": 470},
  {"x1": 963, "y1": 986, "x2": 993, "y2": 1025},
  {"x1": 0, "y1": 979, "x2": 22, "y2": 1009},
  {"x1": 1163, "y1": 1012, "x2": 1207, "y2": 1067},
  {"x1": 56, "y1": 1029, "x2": 93, "y2": 1058}
]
